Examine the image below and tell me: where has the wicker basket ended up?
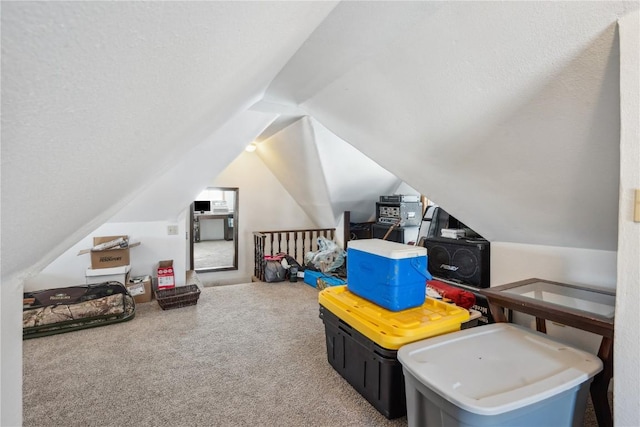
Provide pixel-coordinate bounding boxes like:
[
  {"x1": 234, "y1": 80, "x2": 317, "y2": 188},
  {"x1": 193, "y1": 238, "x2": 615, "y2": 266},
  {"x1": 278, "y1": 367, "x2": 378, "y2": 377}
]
[{"x1": 155, "y1": 285, "x2": 201, "y2": 310}]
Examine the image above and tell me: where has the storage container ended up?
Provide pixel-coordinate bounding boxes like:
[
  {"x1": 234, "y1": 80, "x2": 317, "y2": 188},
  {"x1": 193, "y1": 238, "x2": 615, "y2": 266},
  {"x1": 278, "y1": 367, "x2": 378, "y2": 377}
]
[
  {"x1": 85, "y1": 265, "x2": 130, "y2": 286},
  {"x1": 320, "y1": 306, "x2": 406, "y2": 419},
  {"x1": 319, "y1": 286, "x2": 469, "y2": 350},
  {"x1": 347, "y1": 239, "x2": 431, "y2": 311},
  {"x1": 318, "y1": 286, "x2": 470, "y2": 419},
  {"x1": 303, "y1": 270, "x2": 346, "y2": 289},
  {"x1": 398, "y1": 323, "x2": 603, "y2": 427},
  {"x1": 155, "y1": 285, "x2": 201, "y2": 310}
]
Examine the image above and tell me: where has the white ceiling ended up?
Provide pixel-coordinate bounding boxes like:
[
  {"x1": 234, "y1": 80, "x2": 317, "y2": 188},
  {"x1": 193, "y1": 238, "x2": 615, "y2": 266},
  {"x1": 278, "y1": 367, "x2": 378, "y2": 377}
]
[
  {"x1": 256, "y1": 116, "x2": 401, "y2": 225},
  {"x1": 2, "y1": 1, "x2": 637, "y2": 282},
  {"x1": 264, "y1": 1, "x2": 635, "y2": 250},
  {"x1": 1, "y1": 1, "x2": 338, "y2": 278}
]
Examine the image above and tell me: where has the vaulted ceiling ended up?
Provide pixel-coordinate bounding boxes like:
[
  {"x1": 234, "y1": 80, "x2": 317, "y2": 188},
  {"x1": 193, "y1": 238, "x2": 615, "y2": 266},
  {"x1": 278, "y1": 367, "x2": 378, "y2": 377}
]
[
  {"x1": 259, "y1": 1, "x2": 634, "y2": 251},
  {"x1": 2, "y1": 1, "x2": 637, "y2": 282}
]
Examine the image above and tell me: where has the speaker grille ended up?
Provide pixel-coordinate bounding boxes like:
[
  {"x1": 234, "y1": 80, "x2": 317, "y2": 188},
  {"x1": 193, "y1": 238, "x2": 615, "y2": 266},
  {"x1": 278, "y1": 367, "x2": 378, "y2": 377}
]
[
  {"x1": 451, "y1": 248, "x2": 479, "y2": 278},
  {"x1": 428, "y1": 245, "x2": 450, "y2": 276},
  {"x1": 423, "y1": 238, "x2": 490, "y2": 288}
]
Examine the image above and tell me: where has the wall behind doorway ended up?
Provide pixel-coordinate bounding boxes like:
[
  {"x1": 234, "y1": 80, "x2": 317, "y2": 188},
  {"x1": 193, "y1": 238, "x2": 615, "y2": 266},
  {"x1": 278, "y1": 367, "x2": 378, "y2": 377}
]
[{"x1": 194, "y1": 150, "x2": 318, "y2": 286}]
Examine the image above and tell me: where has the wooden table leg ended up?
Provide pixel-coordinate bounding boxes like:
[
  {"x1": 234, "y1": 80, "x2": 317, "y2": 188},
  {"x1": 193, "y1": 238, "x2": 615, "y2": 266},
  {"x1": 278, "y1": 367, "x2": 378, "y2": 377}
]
[
  {"x1": 488, "y1": 302, "x2": 508, "y2": 323},
  {"x1": 590, "y1": 336, "x2": 613, "y2": 427}
]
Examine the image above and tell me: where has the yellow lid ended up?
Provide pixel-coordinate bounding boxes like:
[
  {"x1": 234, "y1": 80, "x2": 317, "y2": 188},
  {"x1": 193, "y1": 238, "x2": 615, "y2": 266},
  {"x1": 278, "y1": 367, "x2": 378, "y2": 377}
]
[{"x1": 319, "y1": 285, "x2": 470, "y2": 350}]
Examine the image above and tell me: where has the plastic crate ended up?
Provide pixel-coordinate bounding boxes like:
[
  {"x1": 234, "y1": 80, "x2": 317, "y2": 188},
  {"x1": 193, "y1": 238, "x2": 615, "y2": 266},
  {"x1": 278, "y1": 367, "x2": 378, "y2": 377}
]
[
  {"x1": 318, "y1": 287, "x2": 471, "y2": 420},
  {"x1": 155, "y1": 285, "x2": 201, "y2": 310},
  {"x1": 318, "y1": 285, "x2": 469, "y2": 350},
  {"x1": 319, "y1": 305, "x2": 405, "y2": 419}
]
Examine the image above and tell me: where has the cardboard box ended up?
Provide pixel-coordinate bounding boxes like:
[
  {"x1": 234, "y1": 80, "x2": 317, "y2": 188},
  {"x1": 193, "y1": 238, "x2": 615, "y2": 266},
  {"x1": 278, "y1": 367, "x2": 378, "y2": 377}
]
[
  {"x1": 127, "y1": 275, "x2": 152, "y2": 304},
  {"x1": 157, "y1": 260, "x2": 175, "y2": 290},
  {"x1": 78, "y1": 235, "x2": 141, "y2": 269},
  {"x1": 86, "y1": 265, "x2": 131, "y2": 285}
]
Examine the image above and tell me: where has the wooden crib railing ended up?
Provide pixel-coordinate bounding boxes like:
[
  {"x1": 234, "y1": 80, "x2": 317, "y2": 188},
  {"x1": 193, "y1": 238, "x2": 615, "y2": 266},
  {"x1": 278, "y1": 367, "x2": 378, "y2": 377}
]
[{"x1": 252, "y1": 228, "x2": 336, "y2": 282}]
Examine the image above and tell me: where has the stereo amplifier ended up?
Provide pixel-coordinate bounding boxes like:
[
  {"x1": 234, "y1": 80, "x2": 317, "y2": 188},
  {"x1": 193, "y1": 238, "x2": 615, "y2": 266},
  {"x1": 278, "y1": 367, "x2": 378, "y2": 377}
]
[
  {"x1": 376, "y1": 202, "x2": 422, "y2": 227},
  {"x1": 379, "y1": 194, "x2": 420, "y2": 203}
]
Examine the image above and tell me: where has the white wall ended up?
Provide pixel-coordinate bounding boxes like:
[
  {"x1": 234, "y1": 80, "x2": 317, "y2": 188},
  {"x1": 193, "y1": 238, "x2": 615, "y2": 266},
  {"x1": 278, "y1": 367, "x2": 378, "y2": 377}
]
[
  {"x1": 24, "y1": 220, "x2": 188, "y2": 291},
  {"x1": 615, "y1": 10, "x2": 640, "y2": 427},
  {"x1": 491, "y1": 242, "x2": 617, "y2": 354},
  {"x1": 197, "y1": 150, "x2": 318, "y2": 286},
  {"x1": 22, "y1": 108, "x2": 280, "y2": 293},
  {"x1": 491, "y1": 242, "x2": 617, "y2": 290}
]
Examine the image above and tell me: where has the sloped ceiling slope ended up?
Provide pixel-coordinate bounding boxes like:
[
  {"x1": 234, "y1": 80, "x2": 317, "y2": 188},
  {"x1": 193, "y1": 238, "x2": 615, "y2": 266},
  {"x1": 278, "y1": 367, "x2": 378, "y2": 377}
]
[
  {"x1": 109, "y1": 110, "x2": 278, "y2": 222},
  {"x1": 311, "y1": 117, "x2": 401, "y2": 223},
  {"x1": 266, "y1": 1, "x2": 638, "y2": 251},
  {"x1": 1, "y1": 1, "x2": 338, "y2": 280},
  {"x1": 255, "y1": 116, "x2": 401, "y2": 226}
]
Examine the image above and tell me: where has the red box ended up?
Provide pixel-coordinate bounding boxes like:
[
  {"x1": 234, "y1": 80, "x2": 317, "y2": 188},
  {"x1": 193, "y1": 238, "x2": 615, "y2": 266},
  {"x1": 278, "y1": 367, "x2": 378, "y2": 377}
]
[{"x1": 157, "y1": 260, "x2": 175, "y2": 290}]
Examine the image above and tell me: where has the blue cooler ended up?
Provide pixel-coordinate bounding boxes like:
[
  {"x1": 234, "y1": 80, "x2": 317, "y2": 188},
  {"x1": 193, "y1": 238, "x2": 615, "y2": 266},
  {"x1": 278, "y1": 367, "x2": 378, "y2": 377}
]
[{"x1": 347, "y1": 239, "x2": 431, "y2": 311}]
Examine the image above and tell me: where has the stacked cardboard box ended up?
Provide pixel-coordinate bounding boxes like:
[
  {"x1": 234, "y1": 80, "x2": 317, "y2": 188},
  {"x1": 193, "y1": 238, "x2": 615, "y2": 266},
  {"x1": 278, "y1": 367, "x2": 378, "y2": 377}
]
[
  {"x1": 78, "y1": 235, "x2": 140, "y2": 269},
  {"x1": 80, "y1": 236, "x2": 143, "y2": 299}
]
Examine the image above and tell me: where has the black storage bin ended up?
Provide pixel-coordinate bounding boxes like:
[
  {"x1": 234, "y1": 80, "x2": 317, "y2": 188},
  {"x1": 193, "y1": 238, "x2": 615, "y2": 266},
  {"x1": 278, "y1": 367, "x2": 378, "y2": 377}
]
[{"x1": 319, "y1": 305, "x2": 406, "y2": 419}]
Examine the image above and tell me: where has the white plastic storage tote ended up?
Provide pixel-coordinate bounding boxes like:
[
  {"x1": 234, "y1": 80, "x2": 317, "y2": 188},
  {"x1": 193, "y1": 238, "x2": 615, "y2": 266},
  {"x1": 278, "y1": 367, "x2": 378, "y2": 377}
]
[{"x1": 397, "y1": 323, "x2": 603, "y2": 427}]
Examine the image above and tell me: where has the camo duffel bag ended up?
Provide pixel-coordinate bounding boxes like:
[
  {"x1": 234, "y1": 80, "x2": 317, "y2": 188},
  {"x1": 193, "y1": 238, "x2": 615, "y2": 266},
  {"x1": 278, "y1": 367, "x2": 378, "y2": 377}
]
[{"x1": 23, "y1": 281, "x2": 135, "y2": 339}]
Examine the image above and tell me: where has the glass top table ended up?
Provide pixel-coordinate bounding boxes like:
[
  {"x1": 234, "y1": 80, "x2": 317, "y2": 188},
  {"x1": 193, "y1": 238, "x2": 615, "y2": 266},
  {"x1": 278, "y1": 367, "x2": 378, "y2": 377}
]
[
  {"x1": 480, "y1": 278, "x2": 615, "y2": 427},
  {"x1": 502, "y1": 279, "x2": 615, "y2": 319}
]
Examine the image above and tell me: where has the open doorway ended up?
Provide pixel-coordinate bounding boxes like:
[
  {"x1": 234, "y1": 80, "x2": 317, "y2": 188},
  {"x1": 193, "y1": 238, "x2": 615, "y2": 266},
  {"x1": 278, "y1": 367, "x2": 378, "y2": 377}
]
[{"x1": 190, "y1": 187, "x2": 239, "y2": 272}]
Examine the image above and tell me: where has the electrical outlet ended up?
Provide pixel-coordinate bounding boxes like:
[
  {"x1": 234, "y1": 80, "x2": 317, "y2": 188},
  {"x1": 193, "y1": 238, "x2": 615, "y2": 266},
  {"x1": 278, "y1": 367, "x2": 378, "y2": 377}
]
[{"x1": 167, "y1": 225, "x2": 179, "y2": 235}]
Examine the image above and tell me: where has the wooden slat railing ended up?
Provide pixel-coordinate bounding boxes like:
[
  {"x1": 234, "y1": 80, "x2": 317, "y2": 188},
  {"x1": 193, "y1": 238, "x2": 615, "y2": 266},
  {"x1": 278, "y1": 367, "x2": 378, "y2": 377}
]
[{"x1": 253, "y1": 228, "x2": 336, "y2": 281}]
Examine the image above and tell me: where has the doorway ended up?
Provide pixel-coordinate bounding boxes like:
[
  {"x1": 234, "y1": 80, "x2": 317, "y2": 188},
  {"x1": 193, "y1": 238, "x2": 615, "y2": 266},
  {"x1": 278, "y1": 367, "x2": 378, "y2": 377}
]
[{"x1": 190, "y1": 187, "x2": 239, "y2": 272}]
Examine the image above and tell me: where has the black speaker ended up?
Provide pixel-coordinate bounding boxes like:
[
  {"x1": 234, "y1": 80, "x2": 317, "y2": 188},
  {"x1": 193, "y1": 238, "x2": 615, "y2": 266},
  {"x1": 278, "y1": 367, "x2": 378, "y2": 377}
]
[
  {"x1": 423, "y1": 237, "x2": 490, "y2": 288},
  {"x1": 372, "y1": 223, "x2": 405, "y2": 244}
]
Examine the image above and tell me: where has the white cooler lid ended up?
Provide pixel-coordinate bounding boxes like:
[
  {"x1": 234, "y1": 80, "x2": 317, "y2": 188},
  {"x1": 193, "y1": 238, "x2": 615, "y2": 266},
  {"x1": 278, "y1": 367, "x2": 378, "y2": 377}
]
[
  {"x1": 347, "y1": 238, "x2": 426, "y2": 259},
  {"x1": 397, "y1": 323, "x2": 603, "y2": 416}
]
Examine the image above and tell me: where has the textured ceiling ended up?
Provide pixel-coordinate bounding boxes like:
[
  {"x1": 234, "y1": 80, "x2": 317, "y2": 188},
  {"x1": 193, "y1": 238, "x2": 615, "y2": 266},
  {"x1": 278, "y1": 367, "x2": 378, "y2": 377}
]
[
  {"x1": 265, "y1": 1, "x2": 637, "y2": 250},
  {"x1": 1, "y1": 1, "x2": 337, "y2": 279},
  {"x1": 2, "y1": 1, "x2": 637, "y2": 283},
  {"x1": 256, "y1": 117, "x2": 401, "y2": 225}
]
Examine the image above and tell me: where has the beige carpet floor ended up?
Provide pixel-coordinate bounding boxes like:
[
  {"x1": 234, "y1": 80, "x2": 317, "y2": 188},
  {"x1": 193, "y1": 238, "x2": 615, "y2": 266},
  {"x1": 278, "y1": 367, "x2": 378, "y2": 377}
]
[
  {"x1": 193, "y1": 240, "x2": 235, "y2": 270},
  {"x1": 22, "y1": 281, "x2": 607, "y2": 427},
  {"x1": 23, "y1": 282, "x2": 405, "y2": 427}
]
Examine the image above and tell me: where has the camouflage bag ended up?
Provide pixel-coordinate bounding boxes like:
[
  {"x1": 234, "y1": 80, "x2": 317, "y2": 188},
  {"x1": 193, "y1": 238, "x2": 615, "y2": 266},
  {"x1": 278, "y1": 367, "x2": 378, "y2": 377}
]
[{"x1": 23, "y1": 281, "x2": 135, "y2": 339}]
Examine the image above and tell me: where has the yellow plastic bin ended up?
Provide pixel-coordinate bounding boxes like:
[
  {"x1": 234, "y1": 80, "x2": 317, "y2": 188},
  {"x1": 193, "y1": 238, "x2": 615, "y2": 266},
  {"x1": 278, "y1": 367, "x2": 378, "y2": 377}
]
[{"x1": 318, "y1": 285, "x2": 469, "y2": 419}]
